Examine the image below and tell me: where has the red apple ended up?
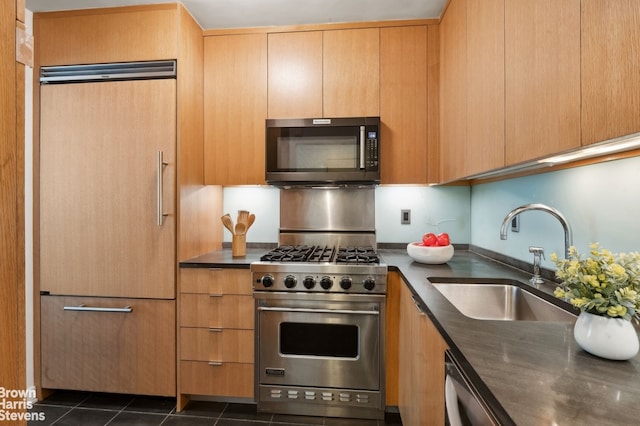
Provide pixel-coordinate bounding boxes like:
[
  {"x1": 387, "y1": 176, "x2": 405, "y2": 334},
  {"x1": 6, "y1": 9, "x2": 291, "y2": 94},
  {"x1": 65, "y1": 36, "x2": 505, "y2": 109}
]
[
  {"x1": 422, "y1": 233, "x2": 437, "y2": 246},
  {"x1": 436, "y1": 232, "x2": 450, "y2": 246}
]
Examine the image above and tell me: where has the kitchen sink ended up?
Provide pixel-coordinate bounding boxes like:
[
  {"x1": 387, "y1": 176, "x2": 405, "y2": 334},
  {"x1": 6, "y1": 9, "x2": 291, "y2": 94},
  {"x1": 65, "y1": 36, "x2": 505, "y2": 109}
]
[{"x1": 429, "y1": 277, "x2": 576, "y2": 322}]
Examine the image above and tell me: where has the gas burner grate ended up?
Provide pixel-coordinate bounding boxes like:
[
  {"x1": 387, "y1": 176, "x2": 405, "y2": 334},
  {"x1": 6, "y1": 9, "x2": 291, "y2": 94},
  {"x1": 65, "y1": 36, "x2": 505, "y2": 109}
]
[
  {"x1": 260, "y1": 245, "x2": 337, "y2": 263},
  {"x1": 260, "y1": 245, "x2": 380, "y2": 264},
  {"x1": 260, "y1": 245, "x2": 315, "y2": 262},
  {"x1": 336, "y1": 246, "x2": 380, "y2": 265},
  {"x1": 306, "y1": 245, "x2": 336, "y2": 263}
]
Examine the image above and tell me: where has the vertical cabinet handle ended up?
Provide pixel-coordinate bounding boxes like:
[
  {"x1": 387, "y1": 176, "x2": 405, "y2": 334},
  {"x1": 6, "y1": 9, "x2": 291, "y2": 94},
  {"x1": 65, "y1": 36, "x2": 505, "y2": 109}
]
[{"x1": 157, "y1": 151, "x2": 168, "y2": 226}]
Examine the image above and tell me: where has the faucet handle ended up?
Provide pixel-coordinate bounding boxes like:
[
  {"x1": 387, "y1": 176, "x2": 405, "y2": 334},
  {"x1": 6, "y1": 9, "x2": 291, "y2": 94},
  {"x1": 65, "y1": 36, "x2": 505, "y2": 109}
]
[
  {"x1": 529, "y1": 246, "x2": 545, "y2": 286},
  {"x1": 529, "y1": 246, "x2": 545, "y2": 259}
]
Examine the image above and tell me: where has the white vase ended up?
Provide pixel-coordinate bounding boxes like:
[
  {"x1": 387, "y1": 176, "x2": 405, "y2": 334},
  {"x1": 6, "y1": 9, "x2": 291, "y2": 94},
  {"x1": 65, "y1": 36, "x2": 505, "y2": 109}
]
[{"x1": 573, "y1": 311, "x2": 640, "y2": 360}]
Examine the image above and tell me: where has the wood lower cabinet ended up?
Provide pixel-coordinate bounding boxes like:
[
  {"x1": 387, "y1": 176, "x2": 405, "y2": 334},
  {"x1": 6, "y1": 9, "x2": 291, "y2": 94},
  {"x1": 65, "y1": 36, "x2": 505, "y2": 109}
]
[
  {"x1": 398, "y1": 281, "x2": 448, "y2": 425},
  {"x1": 178, "y1": 268, "x2": 254, "y2": 404},
  {"x1": 385, "y1": 272, "x2": 401, "y2": 406},
  {"x1": 40, "y1": 296, "x2": 175, "y2": 396}
]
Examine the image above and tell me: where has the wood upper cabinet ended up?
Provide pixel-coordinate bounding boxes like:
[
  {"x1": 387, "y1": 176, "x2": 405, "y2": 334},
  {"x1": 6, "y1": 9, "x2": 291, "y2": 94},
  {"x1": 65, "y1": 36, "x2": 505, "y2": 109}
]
[
  {"x1": 34, "y1": 5, "x2": 179, "y2": 66},
  {"x1": 204, "y1": 34, "x2": 267, "y2": 185},
  {"x1": 398, "y1": 281, "x2": 448, "y2": 425},
  {"x1": 582, "y1": 0, "x2": 640, "y2": 145},
  {"x1": 505, "y1": 0, "x2": 580, "y2": 164},
  {"x1": 380, "y1": 26, "x2": 429, "y2": 184},
  {"x1": 267, "y1": 28, "x2": 379, "y2": 119},
  {"x1": 267, "y1": 31, "x2": 323, "y2": 119},
  {"x1": 439, "y1": 0, "x2": 468, "y2": 182},
  {"x1": 440, "y1": 0, "x2": 582, "y2": 180},
  {"x1": 466, "y1": 0, "x2": 505, "y2": 176},
  {"x1": 39, "y1": 79, "x2": 176, "y2": 299},
  {"x1": 323, "y1": 28, "x2": 380, "y2": 118}
]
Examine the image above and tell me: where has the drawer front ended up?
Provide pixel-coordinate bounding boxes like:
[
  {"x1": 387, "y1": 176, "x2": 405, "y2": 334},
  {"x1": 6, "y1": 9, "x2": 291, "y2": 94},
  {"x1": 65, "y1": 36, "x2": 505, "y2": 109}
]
[
  {"x1": 180, "y1": 267, "x2": 252, "y2": 295},
  {"x1": 41, "y1": 295, "x2": 176, "y2": 396},
  {"x1": 180, "y1": 360, "x2": 253, "y2": 398},
  {"x1": 180, "y1": 293, "x2": 254, "y2": 329},
  {"x1": 180, "y1": 327, "x2": 254, "y2": 363}
]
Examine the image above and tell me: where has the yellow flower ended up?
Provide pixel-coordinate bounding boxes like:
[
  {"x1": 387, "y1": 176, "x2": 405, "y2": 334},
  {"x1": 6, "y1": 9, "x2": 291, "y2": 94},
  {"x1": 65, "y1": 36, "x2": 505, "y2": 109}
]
[
  {"x1": 570, "y1": 298, "x2": 589, "y2": 308},
  {"x1": 609, "y1": 263, "x2": 627, "y2": 279},
  {"x1": 585, "y1": 275, "x2": 600, "y2": 288},
  {"x1": 552, "y1": 244, "x2": 640, "y2": 321},
  {"x1": 607, "y1": 305, "x2": 627, "y2": 317}
]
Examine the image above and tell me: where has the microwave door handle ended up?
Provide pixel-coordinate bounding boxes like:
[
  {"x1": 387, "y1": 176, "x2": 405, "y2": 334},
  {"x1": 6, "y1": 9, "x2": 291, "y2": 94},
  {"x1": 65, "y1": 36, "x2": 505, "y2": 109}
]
[{"x1": 359, "y1": 125, "x2": 366, "y2": 169}]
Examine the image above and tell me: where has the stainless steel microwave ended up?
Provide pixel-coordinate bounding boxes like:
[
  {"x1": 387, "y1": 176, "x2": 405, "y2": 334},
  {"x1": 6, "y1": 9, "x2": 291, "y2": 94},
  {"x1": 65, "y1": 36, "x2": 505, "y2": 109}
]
[{"x1": 265, "y1": 117, "x2": 380, "y2": 185}]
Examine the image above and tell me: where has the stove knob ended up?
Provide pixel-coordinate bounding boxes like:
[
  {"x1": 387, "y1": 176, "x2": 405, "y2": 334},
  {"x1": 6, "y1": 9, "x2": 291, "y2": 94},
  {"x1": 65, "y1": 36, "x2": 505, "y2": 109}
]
[
  {"x1": 363, "y1": 277, "x2": 376, "y2": 291},
  {"x1": 261, "y1": 275, "x2": 274, "y2": 288},
  {"x1": 284, "y1": 275, "x2": 297, "y2": 289},
  {"x1": 320, "y1": 276, "x2": 333, "y2": 290},
  {"x1": 339, "y1": 277, "x2": 352, "y2": 290},
  {"x1": 303, "y1": 276, "x2": 316, "y2": 289}
]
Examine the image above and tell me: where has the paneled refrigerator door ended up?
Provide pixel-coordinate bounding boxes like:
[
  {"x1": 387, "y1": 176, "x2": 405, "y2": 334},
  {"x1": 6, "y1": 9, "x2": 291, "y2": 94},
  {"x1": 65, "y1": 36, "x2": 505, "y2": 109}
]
[{"x1": 39, "y1": 78, "x2": 176, "y2": 299}]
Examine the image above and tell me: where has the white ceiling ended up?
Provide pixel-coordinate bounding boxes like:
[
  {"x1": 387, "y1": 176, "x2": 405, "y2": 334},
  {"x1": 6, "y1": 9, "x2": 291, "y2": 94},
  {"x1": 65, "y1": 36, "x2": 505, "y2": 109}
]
[{"x1": 25, "y1": 0, "x2": 447, "y2": 30}]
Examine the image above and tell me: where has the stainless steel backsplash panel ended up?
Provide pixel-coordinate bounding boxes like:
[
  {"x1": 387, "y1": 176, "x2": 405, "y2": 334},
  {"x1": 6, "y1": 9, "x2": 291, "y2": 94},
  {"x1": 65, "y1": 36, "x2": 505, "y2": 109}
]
[{"x1": 279, "y1": 187, "x2": 375, "y2": 232}]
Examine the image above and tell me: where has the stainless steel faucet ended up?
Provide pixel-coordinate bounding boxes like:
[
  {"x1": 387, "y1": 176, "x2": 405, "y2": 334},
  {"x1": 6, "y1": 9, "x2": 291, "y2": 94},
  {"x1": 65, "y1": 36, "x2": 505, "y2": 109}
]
[{"x1": 499, "y1": 203, "x2": 573, "y2": 259}]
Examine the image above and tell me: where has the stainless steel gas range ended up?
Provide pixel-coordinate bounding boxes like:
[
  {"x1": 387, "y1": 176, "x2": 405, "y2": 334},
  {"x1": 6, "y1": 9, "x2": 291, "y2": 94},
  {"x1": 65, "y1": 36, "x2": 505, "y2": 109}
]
[{"x1": 250, "y1": 187, "x2": 388, "y2": 420}]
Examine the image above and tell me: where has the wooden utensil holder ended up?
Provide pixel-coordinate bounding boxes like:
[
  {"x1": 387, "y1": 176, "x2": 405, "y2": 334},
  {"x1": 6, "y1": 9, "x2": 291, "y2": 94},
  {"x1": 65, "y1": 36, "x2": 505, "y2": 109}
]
[{"x1": 232, "y1": 234, "x2": 246, "y2": 257}]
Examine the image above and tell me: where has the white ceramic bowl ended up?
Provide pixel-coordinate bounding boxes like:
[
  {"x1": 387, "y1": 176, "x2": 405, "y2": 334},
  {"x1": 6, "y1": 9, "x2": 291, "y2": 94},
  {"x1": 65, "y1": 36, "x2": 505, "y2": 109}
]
[{"x1": 406, "y1": 243, "x2": 454, "y2": 264}]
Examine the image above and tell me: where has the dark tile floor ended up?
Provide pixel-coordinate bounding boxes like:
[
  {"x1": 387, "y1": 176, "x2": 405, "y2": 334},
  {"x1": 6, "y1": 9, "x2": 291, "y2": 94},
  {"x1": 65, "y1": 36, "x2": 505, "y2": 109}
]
[{"x1": 28, "y1": 391, "x2": 403, "y2": 426}]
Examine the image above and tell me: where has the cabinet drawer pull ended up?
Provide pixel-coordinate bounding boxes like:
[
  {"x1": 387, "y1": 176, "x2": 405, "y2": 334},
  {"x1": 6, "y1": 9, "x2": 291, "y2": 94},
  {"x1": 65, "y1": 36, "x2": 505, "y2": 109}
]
[
  {"x1": 208, "y1": 328, "x2": 223, "y2": 332},
  {"x1": 411, "y1": 295, "x2": 425, "y2": 315},
  {"x1": 208, "y1": 361, "x2": 223, "y2": 366},
  {"x1": 63, "y1": 304, "x2": 133, "y2": 313},
  {"x1": 207, "y1": 268, "x2": 222, "y2": 272},
  {"x1": 209, "y1": 293, "x2": 223, "y2": 298}
]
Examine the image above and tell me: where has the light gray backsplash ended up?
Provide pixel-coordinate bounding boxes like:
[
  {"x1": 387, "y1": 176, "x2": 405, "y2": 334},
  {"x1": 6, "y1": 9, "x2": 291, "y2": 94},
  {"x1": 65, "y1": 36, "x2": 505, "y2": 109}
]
[
  {"x1": 222, "y1": 154, "x2": 640, "y2": 268},
  {"x1": 223, "y1": 185, "x2": 472, "y2": 245},
  {"x1": 471, "y1": 155, "x2": 640, "y2": 269}
]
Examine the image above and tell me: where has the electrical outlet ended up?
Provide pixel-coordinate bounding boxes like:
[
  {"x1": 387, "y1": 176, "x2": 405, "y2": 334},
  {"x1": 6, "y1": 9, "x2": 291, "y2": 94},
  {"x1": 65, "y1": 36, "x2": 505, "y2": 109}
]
[
  {"x1": 511, "y1": 215, "x2": 520, "y2": 232},
  {"x1": 401, "y1": 209, "x2": 411, "y2": 225}
]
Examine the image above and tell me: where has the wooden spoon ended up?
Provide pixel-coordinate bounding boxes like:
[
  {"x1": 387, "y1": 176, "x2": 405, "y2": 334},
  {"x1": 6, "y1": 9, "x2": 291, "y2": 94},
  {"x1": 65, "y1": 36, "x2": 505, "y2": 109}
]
[
  {"x1": 246, "y1": 213, "x2": 256, "y2": 231},
  {"x1": 238, "y1": 210, "x2": 249, "y2": 227},
  {"x1": 221, "y1": 214, "x2": 235, "y2": 235},
  {"x1": 235, "y1": 222, "x2": 246, "y2": 236}
]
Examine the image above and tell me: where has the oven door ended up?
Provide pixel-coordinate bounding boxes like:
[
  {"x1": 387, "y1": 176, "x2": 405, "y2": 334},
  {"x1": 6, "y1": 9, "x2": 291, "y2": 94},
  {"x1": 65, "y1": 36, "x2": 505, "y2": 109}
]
[{"x1": 256, "y1": 292, "x2": 384, "y2": 391}]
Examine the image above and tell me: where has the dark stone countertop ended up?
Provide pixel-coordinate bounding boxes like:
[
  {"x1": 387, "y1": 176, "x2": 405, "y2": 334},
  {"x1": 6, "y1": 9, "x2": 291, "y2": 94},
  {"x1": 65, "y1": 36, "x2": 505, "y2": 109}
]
[{"x1": 180, "y1": 248, "x2": 640, "y2": 426}]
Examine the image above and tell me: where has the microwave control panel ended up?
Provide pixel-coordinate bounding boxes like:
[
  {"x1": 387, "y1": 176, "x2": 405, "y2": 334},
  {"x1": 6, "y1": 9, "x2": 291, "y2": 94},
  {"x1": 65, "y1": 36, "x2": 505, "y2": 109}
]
[{"x1": 365, "y1": 131, "x2": 379, "y2": 171}]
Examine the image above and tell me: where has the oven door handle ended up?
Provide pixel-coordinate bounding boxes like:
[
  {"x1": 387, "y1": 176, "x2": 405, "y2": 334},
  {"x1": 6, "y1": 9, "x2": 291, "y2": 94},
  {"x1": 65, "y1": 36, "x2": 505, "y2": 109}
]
[
  {"x1": 257, "y1": 306, "x2": 379, "y2": 316},
  {"x1": 359, "y1": 125, "x2": 366, "y2": 169}
]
